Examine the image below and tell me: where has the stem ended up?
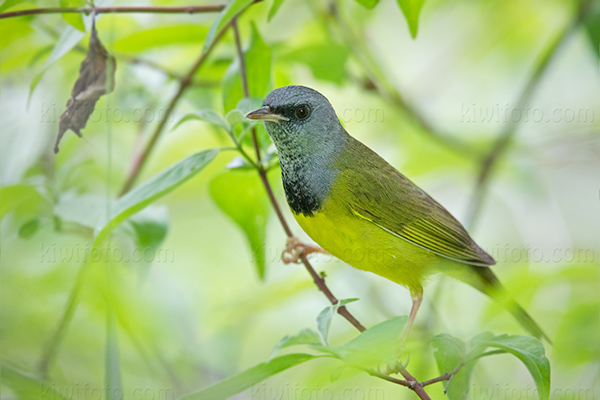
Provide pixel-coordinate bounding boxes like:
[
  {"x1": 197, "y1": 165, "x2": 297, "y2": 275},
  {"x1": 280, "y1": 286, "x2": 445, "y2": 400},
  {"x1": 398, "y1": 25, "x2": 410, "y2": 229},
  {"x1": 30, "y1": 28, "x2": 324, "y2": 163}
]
[
  {"x1": 465, "y1": 0, "x2": 593, "y2": 229},
  {"x1": 118, "y1": 7, "x2": 253, "y2": 196},
  {"x1": 0, "y1": 5, "x2": 224, "y2": 19}
]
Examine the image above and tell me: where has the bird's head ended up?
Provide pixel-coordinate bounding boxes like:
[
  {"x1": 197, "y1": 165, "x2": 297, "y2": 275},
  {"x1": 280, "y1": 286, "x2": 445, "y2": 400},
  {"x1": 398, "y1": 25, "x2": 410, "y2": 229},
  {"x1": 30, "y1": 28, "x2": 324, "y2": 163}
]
[{"x1": 246, "y1": 85, "x2": 346, "y2": 158}]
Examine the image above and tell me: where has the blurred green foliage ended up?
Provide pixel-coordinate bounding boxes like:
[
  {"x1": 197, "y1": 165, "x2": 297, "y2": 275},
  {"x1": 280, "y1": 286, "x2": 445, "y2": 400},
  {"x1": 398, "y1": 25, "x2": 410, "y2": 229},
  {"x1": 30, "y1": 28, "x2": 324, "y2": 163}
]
[{"x1": 1, "y1": 0, "x2": 599, "y2": 399}]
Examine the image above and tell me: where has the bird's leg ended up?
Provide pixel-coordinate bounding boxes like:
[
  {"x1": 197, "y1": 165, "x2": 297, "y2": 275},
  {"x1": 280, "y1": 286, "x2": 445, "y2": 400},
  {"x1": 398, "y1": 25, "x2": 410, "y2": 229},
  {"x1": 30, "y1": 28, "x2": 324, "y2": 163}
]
[
  {"x1": 282, "y1": 236, "x2": 329, "y2": 264},
  {"x1": 402, "y1": 288, "x2": 423, "y2": 344}
]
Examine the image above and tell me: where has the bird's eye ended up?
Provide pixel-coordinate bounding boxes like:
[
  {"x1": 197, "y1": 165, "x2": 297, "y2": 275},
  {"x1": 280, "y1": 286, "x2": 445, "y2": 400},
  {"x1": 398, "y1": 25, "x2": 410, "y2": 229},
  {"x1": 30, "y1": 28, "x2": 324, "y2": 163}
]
[{"x1": 294, "y1": 104, "x2": 311, "y2": 120}]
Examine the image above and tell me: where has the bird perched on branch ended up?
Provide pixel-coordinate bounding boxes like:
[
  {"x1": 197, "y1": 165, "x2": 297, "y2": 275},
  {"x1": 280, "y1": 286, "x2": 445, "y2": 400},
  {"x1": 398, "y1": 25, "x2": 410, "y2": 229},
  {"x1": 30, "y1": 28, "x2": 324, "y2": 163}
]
[{"x1": 246, "y1": 85, "x2": 549, "y2": 343}]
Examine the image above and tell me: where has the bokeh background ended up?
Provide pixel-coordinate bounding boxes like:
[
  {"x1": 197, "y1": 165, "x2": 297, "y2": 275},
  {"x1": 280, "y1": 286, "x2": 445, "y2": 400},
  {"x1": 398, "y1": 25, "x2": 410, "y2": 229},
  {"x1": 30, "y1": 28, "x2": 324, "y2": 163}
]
[{"x1": 1, "y1": 0, "x2": 599, "y2": 399}]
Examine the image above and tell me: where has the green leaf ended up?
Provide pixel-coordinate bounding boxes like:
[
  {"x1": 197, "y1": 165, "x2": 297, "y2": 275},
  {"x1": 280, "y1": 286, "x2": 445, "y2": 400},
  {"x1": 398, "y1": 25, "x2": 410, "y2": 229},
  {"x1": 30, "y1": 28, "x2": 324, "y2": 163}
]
[
  {"x1": 583, "y1": 3, "x2": 600, "y2": 58},
  {"x1": 282, "y1": 43, "x2": 350, "y2": 84},
  {"x1": 54, "y1": 193, "x2": 105, "y2": 229},
  {"x1": 172, "y1": 110, "x2": 231, "y2": 133},
  {"x1": 331, "y1": 316, "x2": 407, "y2": 368},
  {"x1": 354, "y1": 0, "x2": 380, "y2": 9},
  {"x1": 204, "y1": 0, "x2": 255, "y2": 52},
  {"x1": 396, "y1": 0, "x2": 426, "y2": 38},
  {"x1": 222, "y1": 23, "x2": 272, "y2": 112},
  {"x1": 179, "y1": 354, "x2": 322, "y2": 400},
  {"x1": 114, "y1": 25, "x2": 210, "y2": 53},
  {"x1": 272, "y1": 329, "x2": 322, "y2": 355},
  {"x1": 29, "y1": 24, "x2": 87, "y2": 101},
  {"x1": 60, "y1": 0, "x2": 86, "y2": 32},
  {"x1": 0, "y1": 364, "x2": 70, "y2": 400},
  {"x1": 316, "y1": 298, "x2": 359, "y2": 346},
  {"x1": 431, "y1": 334, "x2": 470, "y2": 400},
  {"x1": 479, "y1": 335, "x2": 551, "y2": 400},
  {"x1": 268, "y1": 0, "x2": 286, "y2": 21},
  {"x1": 94, "y1": 149, "x2": 219, "y2": 246},
  {"x1": 0, "y1": 184, "x2": 45, "y2": 221},
  {"x1": 18, "y1": 218, "x2": 40, "y2": 239},
  {"x1": 127, "y1": 206, "x2": 169, "y2": 250},
  {"x1": 0, "y1": 0, "x2": 29, "y2": 12},
  {"x1": 209, "y1": 170, "x2": 270, "y2": 279}
]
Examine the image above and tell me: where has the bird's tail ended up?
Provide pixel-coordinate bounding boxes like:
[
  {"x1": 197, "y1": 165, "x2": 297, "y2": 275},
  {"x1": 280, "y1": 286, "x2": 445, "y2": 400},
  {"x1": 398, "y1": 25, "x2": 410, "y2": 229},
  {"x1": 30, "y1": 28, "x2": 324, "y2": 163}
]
[{"x1": 445, "y1": 266, "x2": 552, "y2": 344}]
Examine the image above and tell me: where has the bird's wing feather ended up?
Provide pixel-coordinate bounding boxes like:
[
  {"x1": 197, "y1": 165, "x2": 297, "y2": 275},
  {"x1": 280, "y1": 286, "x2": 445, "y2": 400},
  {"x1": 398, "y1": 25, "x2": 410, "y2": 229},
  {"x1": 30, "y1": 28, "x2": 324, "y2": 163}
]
[{"x1": 336, "y1": 138, "x2": 494, "y2": 266}]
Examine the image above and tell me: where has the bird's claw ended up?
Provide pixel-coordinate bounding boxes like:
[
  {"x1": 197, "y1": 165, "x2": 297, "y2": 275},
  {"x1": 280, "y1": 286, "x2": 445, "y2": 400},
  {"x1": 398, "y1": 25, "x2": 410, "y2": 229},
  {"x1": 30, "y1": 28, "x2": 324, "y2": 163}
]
[{"x1": 281, "y1": 236, "x2": 328, "y2": 264}]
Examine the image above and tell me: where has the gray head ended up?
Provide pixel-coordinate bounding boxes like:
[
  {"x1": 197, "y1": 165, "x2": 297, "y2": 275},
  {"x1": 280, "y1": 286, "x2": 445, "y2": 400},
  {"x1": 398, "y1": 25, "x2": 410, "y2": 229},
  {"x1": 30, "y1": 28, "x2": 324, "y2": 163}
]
[{"x1": 246, "y1": 86, "x2": 347, "y2": 158}]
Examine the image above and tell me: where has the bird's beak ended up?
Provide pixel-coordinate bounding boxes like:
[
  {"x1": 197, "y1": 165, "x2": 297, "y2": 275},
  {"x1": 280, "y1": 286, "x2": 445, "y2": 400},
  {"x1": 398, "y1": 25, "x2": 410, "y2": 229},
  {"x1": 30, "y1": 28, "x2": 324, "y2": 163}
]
[{"x1": 245, "y1": 106, "x2": 289, "y2": 123}]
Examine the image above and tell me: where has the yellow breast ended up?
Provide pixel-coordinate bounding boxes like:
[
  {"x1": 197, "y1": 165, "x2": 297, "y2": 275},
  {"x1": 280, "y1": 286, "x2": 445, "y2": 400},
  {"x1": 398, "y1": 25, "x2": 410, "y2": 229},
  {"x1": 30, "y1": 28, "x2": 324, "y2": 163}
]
[{"x1": 292, "y1": 193, "x2": 441, "y2": 291}]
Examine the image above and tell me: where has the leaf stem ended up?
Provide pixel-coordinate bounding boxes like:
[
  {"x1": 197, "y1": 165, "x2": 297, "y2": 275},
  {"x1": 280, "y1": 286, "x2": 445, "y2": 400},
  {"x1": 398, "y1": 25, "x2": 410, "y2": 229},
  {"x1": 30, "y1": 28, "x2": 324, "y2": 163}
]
[{"x1": 0, "y1": 5, "x2": 225, "y2": 20}]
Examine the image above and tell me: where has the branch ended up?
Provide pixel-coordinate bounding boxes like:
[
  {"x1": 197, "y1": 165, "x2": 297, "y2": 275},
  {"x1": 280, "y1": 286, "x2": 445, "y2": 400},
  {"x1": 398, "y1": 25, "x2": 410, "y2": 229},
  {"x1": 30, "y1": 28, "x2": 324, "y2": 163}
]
[
  {"x1": 118, "y1": 6, "x2": 256, "y2": 196},
  {"x1": 465, "y1": 0, "x2": 594, "y2": 229},
  {"x1": 0, "y1": 5, "x2": 224, "y2": 20}
]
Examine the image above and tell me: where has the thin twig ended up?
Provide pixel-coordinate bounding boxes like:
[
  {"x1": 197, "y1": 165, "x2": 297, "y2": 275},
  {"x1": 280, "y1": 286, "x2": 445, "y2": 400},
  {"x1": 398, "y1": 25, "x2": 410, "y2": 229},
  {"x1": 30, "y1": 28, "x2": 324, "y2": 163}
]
[
  {"x1": 118, "y1": 8, "x2": 255, "y2": 196},
  {"x1": 0, "y1": 5, "x2": 224, "y2": 20},
  {"x1": 465, "y1": 0, "x2": 594, "y2": 229}
]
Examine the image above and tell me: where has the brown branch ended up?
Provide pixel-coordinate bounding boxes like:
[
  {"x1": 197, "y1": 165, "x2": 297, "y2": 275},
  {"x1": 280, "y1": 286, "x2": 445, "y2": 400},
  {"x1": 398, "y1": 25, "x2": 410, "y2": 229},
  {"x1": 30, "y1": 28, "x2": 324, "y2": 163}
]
[
  {"x1": 118, "y1": 7, "x2": 256, "y2": 195},
  {"x1": 465, "y1": 0, "x2": 594, "y2": 229},
  {"x1": 0, "y1": 5, "x2": 224, "y2": 20}
]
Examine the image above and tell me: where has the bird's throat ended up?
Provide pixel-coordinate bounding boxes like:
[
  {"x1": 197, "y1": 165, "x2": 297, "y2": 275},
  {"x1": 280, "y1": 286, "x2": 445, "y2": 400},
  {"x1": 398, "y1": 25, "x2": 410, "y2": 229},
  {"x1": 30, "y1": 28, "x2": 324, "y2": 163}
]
[{"x1": 279, "y1": 153, "x2": 337, "y2": 217}]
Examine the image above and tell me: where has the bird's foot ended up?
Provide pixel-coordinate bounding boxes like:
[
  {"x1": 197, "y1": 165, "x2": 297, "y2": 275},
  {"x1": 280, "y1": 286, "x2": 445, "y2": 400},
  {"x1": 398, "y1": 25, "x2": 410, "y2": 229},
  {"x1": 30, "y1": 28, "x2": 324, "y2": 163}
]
[{"x1": 282, "y1": 236, "x2": 329, "y2": 264}]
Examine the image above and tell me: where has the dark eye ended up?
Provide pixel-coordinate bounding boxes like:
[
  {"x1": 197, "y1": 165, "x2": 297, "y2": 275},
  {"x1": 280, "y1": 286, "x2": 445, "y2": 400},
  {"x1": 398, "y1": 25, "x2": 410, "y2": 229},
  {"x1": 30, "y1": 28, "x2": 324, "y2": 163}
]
[{"x1": 294, "y1": 104, "x2": 311, "y2": 120}]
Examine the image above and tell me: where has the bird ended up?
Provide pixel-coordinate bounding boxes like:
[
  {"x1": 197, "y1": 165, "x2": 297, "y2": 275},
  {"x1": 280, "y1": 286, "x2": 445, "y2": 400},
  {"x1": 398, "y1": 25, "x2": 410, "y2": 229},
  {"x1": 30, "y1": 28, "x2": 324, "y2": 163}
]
[{"x1": 246, "y1": 85, "x2": 550, "y2": 343}]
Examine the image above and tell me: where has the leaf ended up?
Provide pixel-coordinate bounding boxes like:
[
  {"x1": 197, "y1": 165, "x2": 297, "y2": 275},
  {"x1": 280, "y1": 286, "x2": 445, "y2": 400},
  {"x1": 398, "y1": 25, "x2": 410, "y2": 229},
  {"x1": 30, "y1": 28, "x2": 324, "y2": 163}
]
[
  {"x1": 60, "y1": 0, "x2": 86, "y2": 32},
  {"x1": 396, "y1": 0, "x2": 426, "y2": 38},
  {"x1": 179, "y1": 354, "x2": 322, "y2": 400},
  {"x1": 282, "y1": 43, "x2": 350, "y2": 84},
  {"x1": 127, "y1": 206, "x2": 169, "y2": 250},
  {"x1": 18, "y1": 218, "x2": 40, "y2": 239},
  {"x1": 0, "y1": 184, "x2": 45, "y2": 221},
  {"x1": 55, "y1": 23, "x2": 116, "y2": 153},
  {"x1": 583, "y1": 2, "x2": 600, "y2": 58},
  {"x1": 204, "y1": 0, "x2": 255, "y2": 52},
  {"x1": 0, "y1": 364, "x2": 70, "y2": 400},
  {"x1": 114, "y1": 25, "x2": 210, "y2": 53},
  {"x1": 222, "y1": 23, "x2": 272, "y2": 112},
  {"x1": 54, "y1": 192, "x2": 106, "y2": 229},
  {"x1": 316, "y1": 298, "x2": 359, "y2": 346},
  {"x1": 0, "y1": 0, "x2": 29, "y2": 12},
  {"x1": 94, "y1": 149, "x2": 219, "y2": 246},
  {"x1": 226, "y1": 156, "x2": 254, "y2": 170},
  {"x1": 172, "y1": 110, "x2": 231, "y2": 133},
  {"x1": 354, "y1": 0, "x2": 380, "y2": 9},
  {"x1": 29, "y1": 24, "x2": 88, "y2": 102},
  {"x1": 272, "y1": 329, "x2": 322, "y2": 355},
  {"x1": 479, "y1": 335, "x2": 551, "y2": 400},
  {"x1": 331, "y1": 316, "x2": 407, "y2": 368},
  {"x1": 268, "y1": 0, "x2": 286, "y2": 21},
  {"x1": 431, "y1": 334, "x2": 470, "y2": 400},
  {"x1": 209, "y1": 170, "x2": 270, "y2": 279}
]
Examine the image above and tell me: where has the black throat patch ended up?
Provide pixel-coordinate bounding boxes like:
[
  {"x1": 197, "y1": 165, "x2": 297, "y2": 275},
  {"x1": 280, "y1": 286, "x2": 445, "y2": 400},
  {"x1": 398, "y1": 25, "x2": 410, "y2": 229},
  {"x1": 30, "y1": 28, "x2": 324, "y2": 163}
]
[{"x1": 280, "y1": 157, "x2": 323, "y2": 216}]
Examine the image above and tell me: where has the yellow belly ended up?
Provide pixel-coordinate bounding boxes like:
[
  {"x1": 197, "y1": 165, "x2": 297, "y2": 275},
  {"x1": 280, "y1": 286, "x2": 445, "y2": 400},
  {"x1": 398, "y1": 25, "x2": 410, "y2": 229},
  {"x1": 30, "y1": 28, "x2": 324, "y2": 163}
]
[{"x1": 292, "y1": 196, "x2": 445, "y2": 291}]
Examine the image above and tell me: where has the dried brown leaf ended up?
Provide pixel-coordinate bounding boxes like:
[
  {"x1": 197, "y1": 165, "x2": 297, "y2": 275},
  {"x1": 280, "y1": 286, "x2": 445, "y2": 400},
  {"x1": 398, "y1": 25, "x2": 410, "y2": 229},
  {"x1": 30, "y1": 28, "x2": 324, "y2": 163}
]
[{"x1": 55, "y1": 25, "x2": 116, "y2": 153}]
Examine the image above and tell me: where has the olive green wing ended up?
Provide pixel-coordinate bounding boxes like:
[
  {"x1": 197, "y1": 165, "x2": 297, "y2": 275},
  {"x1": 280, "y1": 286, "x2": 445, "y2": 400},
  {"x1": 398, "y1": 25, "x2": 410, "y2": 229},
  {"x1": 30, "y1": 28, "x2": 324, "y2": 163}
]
[{"x1": 336, "y1": 141, "x2": 494, "y2": 267}]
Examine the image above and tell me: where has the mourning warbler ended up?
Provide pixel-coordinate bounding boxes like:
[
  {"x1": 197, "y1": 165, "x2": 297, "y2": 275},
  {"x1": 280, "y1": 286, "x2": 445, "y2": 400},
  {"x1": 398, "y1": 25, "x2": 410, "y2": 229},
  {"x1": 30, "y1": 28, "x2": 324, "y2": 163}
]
[{"x1": 246, "y1": 85, "x2": 549, "y2": 342}]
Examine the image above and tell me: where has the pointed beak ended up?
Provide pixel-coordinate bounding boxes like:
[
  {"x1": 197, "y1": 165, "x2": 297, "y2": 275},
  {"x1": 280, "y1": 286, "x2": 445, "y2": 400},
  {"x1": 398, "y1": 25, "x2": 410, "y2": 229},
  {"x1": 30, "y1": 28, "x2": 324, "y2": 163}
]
[{"x1": 245, "y1": 106, "x2": 289, "y2": 123}]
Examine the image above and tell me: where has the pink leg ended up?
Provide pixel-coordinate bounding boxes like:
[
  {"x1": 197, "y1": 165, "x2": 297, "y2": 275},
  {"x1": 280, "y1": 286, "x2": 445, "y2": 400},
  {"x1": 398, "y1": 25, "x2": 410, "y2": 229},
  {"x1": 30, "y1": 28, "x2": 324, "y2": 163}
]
[{"x1": 402, "y1": 287, "x2": 423, "y2": 343}]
